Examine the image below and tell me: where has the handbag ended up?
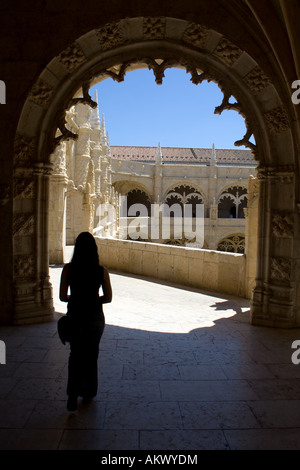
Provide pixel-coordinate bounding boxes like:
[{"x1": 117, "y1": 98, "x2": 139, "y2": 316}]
[{"x1": 57, "y1": 315, "x2": 71, "y2": 345}]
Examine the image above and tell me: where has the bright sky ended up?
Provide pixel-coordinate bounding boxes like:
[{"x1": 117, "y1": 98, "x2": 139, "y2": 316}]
[{"x1": 90, "y1": 68, "x2": 248, "y2": 150}]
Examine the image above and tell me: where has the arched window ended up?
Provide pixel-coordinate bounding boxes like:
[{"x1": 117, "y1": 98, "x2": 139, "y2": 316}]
[
  {"x1": 164, "y1": 185, "x2": 204, "y2": 218},
  {"x1": 126, "y1": 189, "x2": 151, "y2": 217},
  {"x1": 218, "y1": 186, "x2": 247, "y2": 219}
]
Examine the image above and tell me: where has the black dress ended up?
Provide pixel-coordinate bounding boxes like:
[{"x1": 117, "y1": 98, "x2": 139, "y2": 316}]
[{"x1": 66, "y1": 263, "x2": 105, "y2": 399}]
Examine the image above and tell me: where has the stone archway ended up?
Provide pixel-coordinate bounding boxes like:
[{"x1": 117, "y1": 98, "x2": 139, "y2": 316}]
[{"x1": 13, "y1": 17, "x2": 299, "y2": 327}]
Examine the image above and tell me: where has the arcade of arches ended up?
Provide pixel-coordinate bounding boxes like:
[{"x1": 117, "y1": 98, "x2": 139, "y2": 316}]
[{"x1": 1, "y1": 1, "x2": 300, "y2": 329}]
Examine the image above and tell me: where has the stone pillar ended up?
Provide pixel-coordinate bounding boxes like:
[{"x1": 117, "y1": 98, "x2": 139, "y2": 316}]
[
  {"x1": 13, "y1": 153, "x2": 54, "y2": 325},
  {"x1": 74, "y1": 103, "x2": 92, "y2": 188},
  {"x1": 154, "y1": 144, "x2": 163, "y2": 204},
  {"x1": 251, "y1": 166, "x2": 298, "y2": 327},
  {"x1": 49, "y1": 143, "x2": 68, "y2": 264},
  {"x1": 244, "y1": 176, "x2": 259, "y2": 299}
]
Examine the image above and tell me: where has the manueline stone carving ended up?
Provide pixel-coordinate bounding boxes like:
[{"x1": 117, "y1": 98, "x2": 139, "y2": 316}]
[
  {"x1": 264, "y1": 107, "x2": 290, "y2": 133},
  {"x1": 243, "y1": 66, "x2": 272, "y2": 94},
  {"x1": 28, "y1": 78, "x2": 54, "y2": 106},
  {"x1": 96, "y1": 22, "x2": 125, "y2": 50},
  {"x1": 213, "y1": 37, "x2": 242, "y2": 66},
  {"x1": 271, "y1": 257, "x2": 291, "y2": 282},
  {"x1": 59, "y1": 42, "x2": 86, "y2": 73},
  {"x1": 143, "y1": 17, "x2": 166, "y2": 40},
  {"x1": 182, "y1": 22, "x2": 208, "y2": 49},
  {"x1": 13, "y1": 214, "x2": 35, "y2": 237},
  {"x1": 272, "y1": 212, "x2": 294, "y2": 238},
  {"x1": 13, "y1": 255, "x2": 34, "y2": 280}
]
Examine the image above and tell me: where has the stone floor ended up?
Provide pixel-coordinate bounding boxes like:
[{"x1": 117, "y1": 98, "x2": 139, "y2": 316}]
[{"x1": 1, "y1": 265, "x2": 300, "y2": 450}]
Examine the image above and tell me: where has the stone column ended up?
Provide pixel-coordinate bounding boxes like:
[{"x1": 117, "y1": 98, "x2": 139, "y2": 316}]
[
  {"x1": 49, "y1": 142, "x2": 68, "y2": 264},
  {"x1": 153, "y1": 143, "x2": 163, "y2": 204},
  {"x1": 74, "y1": 103, "x2": 92, "y2": 188},
  {"x1": 13, "y1": 156, "x2": 54, "y2": 325},
  {"x1": 244, "y1": 176, "x2": 259, "y2": 299},
  {"x1": 251, "y1": 165, "x2": 297, "y2": 327}
]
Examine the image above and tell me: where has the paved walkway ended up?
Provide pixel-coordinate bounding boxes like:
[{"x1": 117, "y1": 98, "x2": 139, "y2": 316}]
[{"x1": 1, "y1": 265, "x2": 300, "y2": 450}]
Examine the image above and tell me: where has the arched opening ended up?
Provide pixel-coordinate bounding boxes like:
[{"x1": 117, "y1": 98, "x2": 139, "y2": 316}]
[
  {"x1": 13, "y1": 16, "x2": 299, "y2": 328},
  {"x1": 218, "y1": 186, "x2": 248, "y2": 219}
]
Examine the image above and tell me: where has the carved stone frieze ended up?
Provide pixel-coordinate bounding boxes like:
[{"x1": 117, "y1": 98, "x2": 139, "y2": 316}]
[
  {"x1": 271, "y1": 257, "x2": 291, "y2": 282},
  {"x1": 243, "y1": 66, "x2": 272, "y2": 94},
  {"x1": 182, "y1": 22, "x2": 208, "y2": 50},
  {"x1": 264, "y1": 107, "x2": 290, "y2": 133},
  {"x1": 213, "y1": 37, "x2": 243, "y2": 66},
  {"x1": 59, "y1": 42, "x2": 86, "y2": 73},
  {"x1": 143, "y1": 17, "x2": 166, "y2": 40},
  {"x1": 28, "y1": 78, "x2": 54, "y2": 106},
  {"x1": 272, "y1": 211, "x2": 294, "y2": 238},
  {"x1": 96, "y1": 22, "x2": 126, "y2": 50},
  {"x1": 257, "y1": 165, "x2": 295, "y2": 183}
]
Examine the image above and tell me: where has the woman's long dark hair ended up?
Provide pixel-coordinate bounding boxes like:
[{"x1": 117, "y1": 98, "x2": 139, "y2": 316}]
[{"x1": 71, "y1": 232, "x2": 100, "y2": 270}]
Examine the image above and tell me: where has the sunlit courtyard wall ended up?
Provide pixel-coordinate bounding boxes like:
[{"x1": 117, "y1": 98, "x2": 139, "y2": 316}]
[{"x1": 95, "y1": 237, "x2": 247, "y2": 298}]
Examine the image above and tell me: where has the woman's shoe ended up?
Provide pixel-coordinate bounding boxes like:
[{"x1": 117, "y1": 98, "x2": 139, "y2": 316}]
[{"x1": 67, "y1": 395, "x2": 77, "y2": 411}]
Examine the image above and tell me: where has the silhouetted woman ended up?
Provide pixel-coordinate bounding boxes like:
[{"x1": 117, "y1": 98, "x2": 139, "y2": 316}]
[{"x1": 59, "y1": 232, "x2": 112, "y2": 411}]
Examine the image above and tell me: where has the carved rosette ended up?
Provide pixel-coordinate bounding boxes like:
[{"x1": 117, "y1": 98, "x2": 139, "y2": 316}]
[
  {"x1": 143, "y1": 17, "x2": 166, "y2": 40},
  {"x1": 272, "y1": 211, "x2": 294, "y2": 238},
  {"x1": 59, "y1": 42, "x2": 86, "y2": 73},
  {"x1": 96, "y1": 22, "x2": 126, "y2": 50},
  {"x1": 14, "y1": 255, "x2": 35, "y2": 281},
  {"x1": 264, "y1": 107, "x2": 290, "y2": 134},
  {"x1": 213, "y1": 37, "x2": 242, "y2": 66},
  {"x1": 182, "y1": 22, "x2": 208, "y2": 50},
  {"x1": 28, "y1": 78, "x2": 54, "y2": 107},
  {"x1": 243, "y1": 66, "x2": 272, "y2": 95}
]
